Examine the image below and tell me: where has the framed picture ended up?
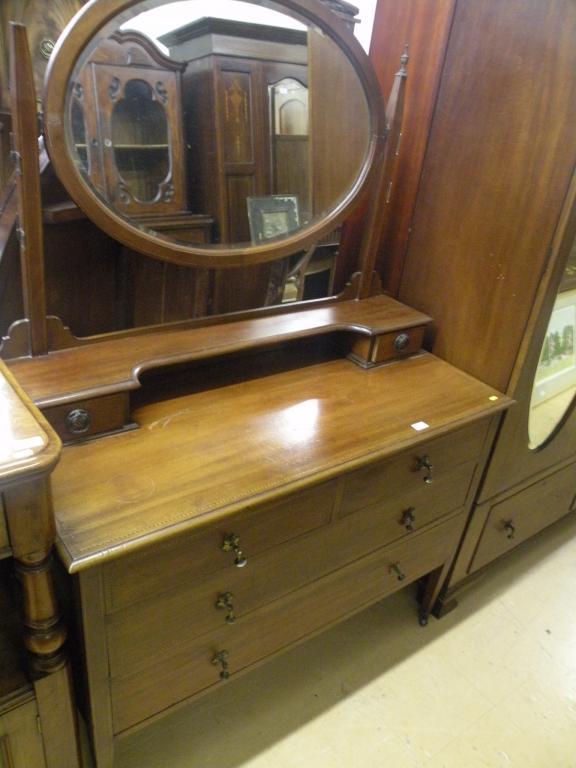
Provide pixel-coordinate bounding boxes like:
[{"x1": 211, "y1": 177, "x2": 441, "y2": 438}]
[
  {"x1": 247, "y1": 195, "x2": 300, "y2": 243},
  {"x1": 532, "y1": 287, "x2": 576, "y2": 406}
]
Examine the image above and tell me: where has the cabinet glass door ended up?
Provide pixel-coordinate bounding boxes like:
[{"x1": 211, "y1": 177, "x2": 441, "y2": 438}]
[
  {"x1": 529, "y1": 238, "x2": 576, "y2": 448},
  {"x1": 111, "y1": 78, "x2": 170, "y2": 203}
]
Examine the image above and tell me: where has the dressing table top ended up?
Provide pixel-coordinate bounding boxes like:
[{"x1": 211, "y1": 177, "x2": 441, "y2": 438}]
[{"x1": 49, "y1": 351, "x2": 511, "y2": 572}]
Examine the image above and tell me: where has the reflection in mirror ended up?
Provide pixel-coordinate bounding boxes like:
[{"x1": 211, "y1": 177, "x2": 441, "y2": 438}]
[
  {"x1": 56, "y1": 0, "x2": 372, "y2": 324},
  {"x1": 529, "y1": 238, "x2": 576, "y2": 448},
  {"x1": 70, "y1": 97, "x2": 88, "y2": 172},
  {"x1": 65, "y1": 0, "x2": 371, "y2": 253},
  {"x1": 110, "y1": 78, "x2": 170, "y2": 203}
]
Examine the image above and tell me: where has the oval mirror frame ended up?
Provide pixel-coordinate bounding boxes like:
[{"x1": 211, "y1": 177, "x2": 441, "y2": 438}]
[{"x1": 43, "y1": 0, "x2": 386, "y2": 269}]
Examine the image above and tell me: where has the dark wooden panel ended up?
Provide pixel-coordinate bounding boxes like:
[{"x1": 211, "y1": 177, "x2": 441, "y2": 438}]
[
  {"x1": 226, "y1": 174, "x2": 254, "y2": 244},
  {"x1": 308, "y1": 28, "x2": 369, "y2": 217},
  {"x1": 273, "y1": 136, "x2": 309, "y2": 213},
  {"x1": 398, "y1": 0, "x2": 576, "y2": 392},
  {"x1": 0, "y1": 0, "x2": 85, "y2": 111},
  {"x1": 43, "y1": 220, "x2": 125, "y2": 336},
  {"x1": 220, "y1": 71, "x2": 254, "y2": 165},
  {"x1": 163, "y1": 264, "x2": 210, "y2": 321},
  {"x1": 368, "y1": 0, "x2": 456, "y2": 293},
  {"x1": 471, "y1": 462, "x2": 576, "y2": 573}
]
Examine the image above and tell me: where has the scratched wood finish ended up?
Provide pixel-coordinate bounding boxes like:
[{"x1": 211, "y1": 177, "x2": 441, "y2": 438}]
[
  {"x1": 397, "y1": 0, "x2": 576, "y2": 393},
  {"x1": 49, "y1": 352, "x2": 509, "y2": 572},
  {"x1": 8, "y1": 295, "x2": 431, "y2": 405}
]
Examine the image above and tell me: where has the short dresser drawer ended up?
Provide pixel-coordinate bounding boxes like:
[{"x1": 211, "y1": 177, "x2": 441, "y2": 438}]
[
  {"x1": 339, "y1": 421, "x2": 488, "y2": 517},
  {"x1": 104, "y1": 481, "x2": 337, "y2": 611},
  {"x1": 110, "y1": 510, "x2": 465, "y2": 732},
  {"x1": 471, "y1": 461, "x2": 576, "y2": 572}
]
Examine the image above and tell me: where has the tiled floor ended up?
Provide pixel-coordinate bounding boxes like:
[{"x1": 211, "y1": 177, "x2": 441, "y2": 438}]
[{"x1": 89, "y1": 514, "x2": 576, "y2": 768}]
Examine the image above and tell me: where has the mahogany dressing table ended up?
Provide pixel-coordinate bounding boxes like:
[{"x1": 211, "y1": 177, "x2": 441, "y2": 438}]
[{"x1": 1, "y1": 1, "x2": 512, "y2": 765}]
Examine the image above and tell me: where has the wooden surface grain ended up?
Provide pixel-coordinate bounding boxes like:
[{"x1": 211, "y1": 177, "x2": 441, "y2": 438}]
[
  {"x1": 0, "y1": 361, "x2": 60, "y2": 486},
  {"x1": 398, "y1": 0, "x2": 576, "y2": 393},
  {"x1": 8, "y1": 295, "x2": 431, "y2": 405},
  {"x1": 50, "y1": 351, "x2": 510, "y2": 572}
]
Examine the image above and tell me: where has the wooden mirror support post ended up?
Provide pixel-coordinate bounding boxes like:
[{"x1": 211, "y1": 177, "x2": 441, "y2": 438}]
[
  {"x1": 356, "y1": 47, "x2": 408, "y2": 300},
  {"x1": 8, "y1": 23, "x2": 48, "y2": 358}
]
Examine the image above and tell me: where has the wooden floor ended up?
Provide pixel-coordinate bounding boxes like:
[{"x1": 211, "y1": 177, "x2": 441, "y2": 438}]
[{"x1": 82, "y1": 513, "x2": 576, "y2": 768}]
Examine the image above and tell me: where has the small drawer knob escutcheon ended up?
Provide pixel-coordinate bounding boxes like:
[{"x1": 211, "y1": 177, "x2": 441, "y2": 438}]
[
  {"x1": 400, "y1": 507, "x2": 416, "y2": 531},
  {"x1": 394, "y1": 332, "x2": 411, "y2": 351},
  {"x1": 65, "y1": 408, "x2": 91, "y2": 435},
  {"x1": 211, "y1": 650, "x2": 230, "y2": 680},
  {"x1": 503, "y1": 520, "x2": 516, "y2": 540},
  {"x1": 417, "y1": 455, "x2": 434, "y2": 485},
  {"x1": 389, "y1": 562, "x2": 406, "y2": 582},
  {"x1": 221, "y1": 534, "x2": 248, "y2": 567},
  {"x1": 215, "y1": 592, "x2": 237, "y2": 624}
]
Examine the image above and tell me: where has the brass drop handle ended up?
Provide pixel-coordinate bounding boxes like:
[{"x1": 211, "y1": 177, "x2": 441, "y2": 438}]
[
  {"x1": 215, "y1": 592, "x2": 237, "y2": 624},
  {"x1": 221, "y1": 534, "x2": 247, "y2": 567},
  {"x1": 504, "y1": 520, "x2": 516, "y2": 539},
  {"x1": 417, "y1": 455, "x2": 434, "y2": 485},
  {"x1": 211, "y1": 650, "x2": 230, "y2": 680},
  {"x1": 400, "y1": 507, "x2": 416, "y2": 531},
  {"x1": 389, "y1": 562, "x2": 406, "y2": 582}
]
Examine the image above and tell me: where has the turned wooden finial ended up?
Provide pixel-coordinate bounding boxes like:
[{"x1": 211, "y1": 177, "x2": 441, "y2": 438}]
[{"x1": 400, "y1": 44, "x2": 410, "y2": 75}]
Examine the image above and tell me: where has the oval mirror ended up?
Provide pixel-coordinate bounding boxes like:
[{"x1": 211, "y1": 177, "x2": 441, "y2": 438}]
[
  {"x1": 529, "y1": 239, "x2": 576, "y2": 449},
  {"x1": 44, "y1": 0, "x2": 382, "y2": 268}
]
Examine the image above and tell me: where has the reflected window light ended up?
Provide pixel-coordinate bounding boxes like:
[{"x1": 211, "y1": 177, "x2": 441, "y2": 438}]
[
  {"x1": 353, "y1": 0, "x2": 378, "y2": 54},
  {"x1": 277, "y1": 398, "x2": 320, "y2": 444},
  {"x1": 0, "y1": 381, "x2": 15, "y2": 463}
]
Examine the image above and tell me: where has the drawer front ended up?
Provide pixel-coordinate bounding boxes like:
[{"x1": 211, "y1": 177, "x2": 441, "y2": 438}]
[
  {"x1": 471, "y1": 462, "x2": 576, "y2": 572},
  {"x1": 340, "y1": 421, "x2": 487, "y2": 517},
  {"x1": 104, "y1": 481, "x2": 337, "y2": 611},
  {"x1": 108, "y1": 462, "x2": 474, "y2": 677},
  {"x1": 110, "y1": 511, "x2": 464, "y2": 732},
  {"x1": 43, "y1": 393, "x2": 130, "y2": 443}
]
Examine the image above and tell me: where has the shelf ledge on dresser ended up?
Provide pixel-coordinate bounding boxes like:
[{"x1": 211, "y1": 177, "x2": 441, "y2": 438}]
[{"x1": 7, "y1": 295, "x2": 432, "y2": 407}]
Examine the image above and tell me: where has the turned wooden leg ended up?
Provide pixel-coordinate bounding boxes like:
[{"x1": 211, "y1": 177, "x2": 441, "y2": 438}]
[{"x1": 3, "y1": 479, "x2": 81, "y2": 768}]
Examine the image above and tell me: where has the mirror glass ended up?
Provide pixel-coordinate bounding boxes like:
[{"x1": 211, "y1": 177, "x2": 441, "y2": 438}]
[
  {"x1": 64, "y1": 0, "x2": 371, "y2": 251},
  {"x1": 529, "y1": 237, "x2": 576, "y2": 449}
]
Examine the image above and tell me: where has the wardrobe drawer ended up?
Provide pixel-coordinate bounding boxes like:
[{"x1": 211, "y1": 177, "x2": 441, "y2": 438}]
[
  {"x1": 104, "y1": 481, "x2": 337, "y2": 611},
  {"x1": 111, "y1": 510, "x2": 464, "y2": 733},
  {"x1": 471, "y1": 462, "x2": 576, "y2": 572},
  {"x1": 340, "y1": 421, "x2": 488, "y2": 517}
]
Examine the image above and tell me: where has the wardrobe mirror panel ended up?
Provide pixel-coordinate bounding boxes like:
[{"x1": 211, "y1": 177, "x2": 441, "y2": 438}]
[{"x1": 529, "y1": 238, "x2": 576, "y2": 449}]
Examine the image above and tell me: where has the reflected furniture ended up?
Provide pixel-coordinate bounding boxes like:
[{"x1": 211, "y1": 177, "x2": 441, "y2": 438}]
[{"x1": 370, "y1": 0, "x2": 576, "y2": 609}]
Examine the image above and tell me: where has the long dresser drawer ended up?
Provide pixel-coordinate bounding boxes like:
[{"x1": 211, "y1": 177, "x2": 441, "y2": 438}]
[
  {"x1": 471, "y1": 461, "x2": 576, "y2": 572},
  {"x1": 104, "y1": 481, "x2": 337, "y2": 611},
  {"x1": 110, "y1": 510, "x2": 465, "y2": 733},
  {"x1": 339, "y1": 421, "x2": 488, "y2": 517},
  {"x1": 107, "y1": 480, "x2": 470, "y2": 678}
]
